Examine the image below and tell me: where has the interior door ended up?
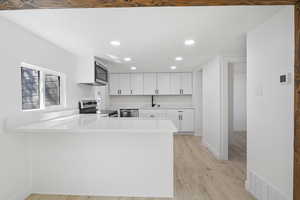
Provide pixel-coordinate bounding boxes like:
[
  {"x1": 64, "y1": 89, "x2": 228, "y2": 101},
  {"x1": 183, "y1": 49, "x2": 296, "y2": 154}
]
[
  {"x1": 109, "y1": 73, "x2": 119, "y2": 95},
  {"x1": 157, "y1": 73, "x2": 171, "y2": 95},
  {"x1": 130, "y1": 73, "x2": 144, "y2": 95},
  {"x1": 143, "y1": 73, "x2": 157, "y2": 95},
  {"x1": 181, "y1": 73, "x2": 193, "y2": 95},
  {"x1": 170, "y1": 73, "x2": 181, "y2": 95},
  {"x1": 119, "y1": 73, "x2": 130, "y2": 95}
]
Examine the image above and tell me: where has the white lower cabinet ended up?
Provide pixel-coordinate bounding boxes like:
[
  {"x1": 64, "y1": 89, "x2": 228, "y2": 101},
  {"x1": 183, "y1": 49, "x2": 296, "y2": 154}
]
[
  {"x1": 139, "y1": 109, "x2": 167, "y2": 119},
  {"x1": 179, "y1": 109, "x2": 194, "y2": 132},
  {"x1": 166, "y1": 109, "x2": 194, "y2": 132},
  {"x1": 166, "y1": 110, "x2": 181, "y2": 130},
  {"x1": 140, "y1": 109, "x2": 194, "y2": 133}
]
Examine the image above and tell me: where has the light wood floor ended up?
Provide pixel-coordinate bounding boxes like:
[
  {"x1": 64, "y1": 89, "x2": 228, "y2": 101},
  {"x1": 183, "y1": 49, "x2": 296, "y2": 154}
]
[
  {"x1": 26, "y1": 135, "x2": 254, "y2": 200},
  {"x1": 229, "y1": 131, "x2": 247, "y2": 174}
]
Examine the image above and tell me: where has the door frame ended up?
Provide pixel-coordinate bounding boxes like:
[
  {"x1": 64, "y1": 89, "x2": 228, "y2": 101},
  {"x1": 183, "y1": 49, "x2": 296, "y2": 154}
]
[{"x1": 1, "y1": 0, "x2": 299, "y2": 199}]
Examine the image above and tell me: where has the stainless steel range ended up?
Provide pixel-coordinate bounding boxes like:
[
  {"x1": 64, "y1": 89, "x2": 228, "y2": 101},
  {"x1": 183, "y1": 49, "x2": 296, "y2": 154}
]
[
  {"x1": 79, "y1": 100, "x2": 118, "y2": 117},
  {"x1": 119, "y1": 109, "x2": 139, "y2": 117}
]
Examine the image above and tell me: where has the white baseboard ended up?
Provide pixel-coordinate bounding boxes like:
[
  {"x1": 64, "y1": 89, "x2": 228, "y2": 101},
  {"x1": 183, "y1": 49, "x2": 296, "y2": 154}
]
[
  {"x1": 194, "y1": 129, "x2": 202, "y2": 136},
  {"x1": 6, "y1": 189, "x2": 31, "y2": 200},
  {"x1": 246, "y1": 170, "x2": 290, "y2": 200},
  {"x1": 202, "y1": 139, "x2": 220, "y2": 159}
]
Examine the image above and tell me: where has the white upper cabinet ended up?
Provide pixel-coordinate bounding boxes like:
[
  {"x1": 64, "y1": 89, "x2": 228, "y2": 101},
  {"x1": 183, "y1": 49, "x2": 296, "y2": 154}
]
[
  {"x1": 170, "y1": 73, "x2": 182, "y2": 95},
  {"x1": 119, "y1": 73, "x2": 131, "y2": 95},
  {"x1": 109, "y1": 73, "x2": 130, "y2": 95},
  {"x1": 157, "y1": 73, "x2": 170, "y2": 95},
  {"x1": 130, "y1": 73, "x2": 144, "y2": 95},
  {"x1": 170, "y1": 73, "x2": 193, "y2": 95},
  {"x1": 181, "y1": 73, "x2": 193, "y2": 95},
  {"x1": 110, "y1": 72, "x2": 192, "y2": 96},
  {"x1": 143, "y1": 73, "x2": 157, "y2": 95},
  {"x1": 109, "y1": 73, "x2": 120, "y2": 95}
]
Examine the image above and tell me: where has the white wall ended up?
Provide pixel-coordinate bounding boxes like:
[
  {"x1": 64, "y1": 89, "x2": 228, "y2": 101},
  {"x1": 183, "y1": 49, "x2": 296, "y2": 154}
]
[
  {"x1": 247, "y1": 7, "x2": 294, "y2": 200},
  {"x1": 0, "y1": 17, "x2": 93, "y2": 200},
  {"x1": 201, "y1": 57, "x2": 222, "y2": 158}
]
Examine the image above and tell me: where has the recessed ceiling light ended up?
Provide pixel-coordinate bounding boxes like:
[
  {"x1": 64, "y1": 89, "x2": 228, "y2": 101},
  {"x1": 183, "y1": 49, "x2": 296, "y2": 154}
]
[
  {"x1": 170, "y1": 66, "x2": 177, "y2": 70},
  {"x1": 175, "y1": 57, "x2": 183, "y2": 61},
  {"x1": 124, "y1": 57, "x2": 132, "y2": 62},
  {"x1": 184, "y1": 39, "x2": 195, "y2": 46},
  {"x1": 110, "y1": 40, "x2": 121, "y2": 46},
  {"x1": 131, "y1": 66, "x2": 137, "y2": 70}
]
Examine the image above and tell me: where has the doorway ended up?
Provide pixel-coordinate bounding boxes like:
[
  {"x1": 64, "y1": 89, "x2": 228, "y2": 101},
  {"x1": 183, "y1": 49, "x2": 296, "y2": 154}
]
[{"x1": 228, "y1": 61, "x2": 247, "y2": 172}]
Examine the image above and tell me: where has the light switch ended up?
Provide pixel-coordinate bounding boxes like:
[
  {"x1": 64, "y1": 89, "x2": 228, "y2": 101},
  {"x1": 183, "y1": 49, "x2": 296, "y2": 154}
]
[{"x1": 255, "y1": 84, "x2": 263, "y2": 97}]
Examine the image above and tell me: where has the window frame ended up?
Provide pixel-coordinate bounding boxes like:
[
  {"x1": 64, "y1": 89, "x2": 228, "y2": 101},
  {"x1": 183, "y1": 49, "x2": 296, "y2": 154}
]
[{"x1": 21, "y1": 62, "x2": 66, "y2": 112}]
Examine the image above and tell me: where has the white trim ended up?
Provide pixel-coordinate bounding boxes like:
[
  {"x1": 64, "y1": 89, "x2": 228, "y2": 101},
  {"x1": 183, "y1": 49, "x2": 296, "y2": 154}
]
[
  {"x1": 202, "y1": 138, "x2": 220, "y2": 159},
  {"x1": 219, "y1": 56, "x2": 229, "y2": 160},
  {"x1": 21, "y1": 62, "x2": 67, "y2": 112}
]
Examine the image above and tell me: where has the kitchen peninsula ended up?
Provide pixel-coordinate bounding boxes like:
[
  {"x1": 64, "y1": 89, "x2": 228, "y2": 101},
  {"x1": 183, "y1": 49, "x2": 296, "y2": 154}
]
[{"x1": 13, "y1": 115, "x2": 176, "y2": 198}]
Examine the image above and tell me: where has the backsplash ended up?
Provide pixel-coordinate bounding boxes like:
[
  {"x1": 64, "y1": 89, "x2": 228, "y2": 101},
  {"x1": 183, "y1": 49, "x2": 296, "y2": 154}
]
[{"x1": 109, "y1": 95, "x2": 193, "y2": 108}]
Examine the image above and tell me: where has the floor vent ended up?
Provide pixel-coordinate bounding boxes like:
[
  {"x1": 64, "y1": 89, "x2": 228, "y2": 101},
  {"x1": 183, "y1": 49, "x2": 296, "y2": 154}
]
[{"x1": 245, "y1": 170, "x2": 289, "y2": 200}]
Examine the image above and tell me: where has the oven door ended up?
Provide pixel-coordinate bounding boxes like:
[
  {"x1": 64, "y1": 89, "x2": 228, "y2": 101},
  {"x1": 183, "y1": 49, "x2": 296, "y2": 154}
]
[
  {"x1": 95, "y1": 61, "x2": 108, "y2": 85},
  {"x1": 120, "y1": 109, "x2": 139, "y2": 117}
]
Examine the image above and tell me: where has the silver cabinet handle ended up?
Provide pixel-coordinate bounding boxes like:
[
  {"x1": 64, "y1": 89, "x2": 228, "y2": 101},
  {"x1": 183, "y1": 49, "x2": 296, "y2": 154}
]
[
  {"x1": 120, "y1": 90, "x2": 122, "y2": 95},
  {"x1": 131, "y1": 90, "x2": 133, "y2": 95}
]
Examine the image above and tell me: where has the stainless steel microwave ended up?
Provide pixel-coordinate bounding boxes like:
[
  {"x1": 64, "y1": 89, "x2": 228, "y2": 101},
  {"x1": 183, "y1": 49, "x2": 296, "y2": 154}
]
[{"x1": 95, "y1": 61, "x2": 108, "y2": 85}]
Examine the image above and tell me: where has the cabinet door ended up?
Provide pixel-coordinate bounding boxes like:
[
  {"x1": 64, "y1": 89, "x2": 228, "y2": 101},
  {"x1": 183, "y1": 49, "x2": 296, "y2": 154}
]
[
  {"x1": 181, "y1": 73, "x2": 193, "y2": 95},
  {"x1": 180, "y1": 109, "x2": 194, "y2": 132},
  {"x1": 109, "y1": 73, "x2": 119, "y2": 95},
  {"x1": 139, "y1": 110, "x2": 149, "y2": 118},
  {"x1": 166, "y1": 110, "x2": 180, "y2": 131},
  {"x1": 130, "y1": 73, "x2": 144, "y2": 95},
  {"x1": 119, "y1": 73, "x2": 130, "y2": 95},
  {"x1": 170, "y1": 73, "x2": 181, "y2": 95},
  {"x1": 157, "y1": 73, "x2": 171, "y2": 95},
  {"x1": 143, "y1": 73, "x2": 157, "y2": 95}
]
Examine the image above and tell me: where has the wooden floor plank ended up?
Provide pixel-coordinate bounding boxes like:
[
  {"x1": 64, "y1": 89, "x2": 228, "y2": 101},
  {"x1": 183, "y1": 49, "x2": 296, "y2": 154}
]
[{"x1": 26, "y1": 135, "x2": 253, "y2": 200}]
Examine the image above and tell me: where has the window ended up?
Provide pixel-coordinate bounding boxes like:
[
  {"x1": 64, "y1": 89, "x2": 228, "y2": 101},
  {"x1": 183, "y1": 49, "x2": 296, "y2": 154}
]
[
  {"x1": 21, "y1": 63, "x2": 65, "y2": 111},
  {"x1": 45, "y1": 74, "x2": 60, "y2": 106},
  {"x1": 21, "y1": 67, "x2": 40, "y2": 110}
]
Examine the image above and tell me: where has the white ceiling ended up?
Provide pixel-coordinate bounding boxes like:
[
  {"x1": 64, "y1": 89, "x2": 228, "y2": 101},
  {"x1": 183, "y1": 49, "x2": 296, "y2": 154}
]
[{"x1": 0, "y1": 6, "x2": 285, "y2": 72}]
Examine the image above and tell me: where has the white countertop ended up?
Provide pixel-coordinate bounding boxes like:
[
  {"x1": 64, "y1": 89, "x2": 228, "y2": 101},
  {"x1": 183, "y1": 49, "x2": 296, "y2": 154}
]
[
  {"x1": 12, "y1": 114, "x2": 177, "y2": 134},
  {"x1": 108, "y1": 104, "x2": 195, "y2": 110}
]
